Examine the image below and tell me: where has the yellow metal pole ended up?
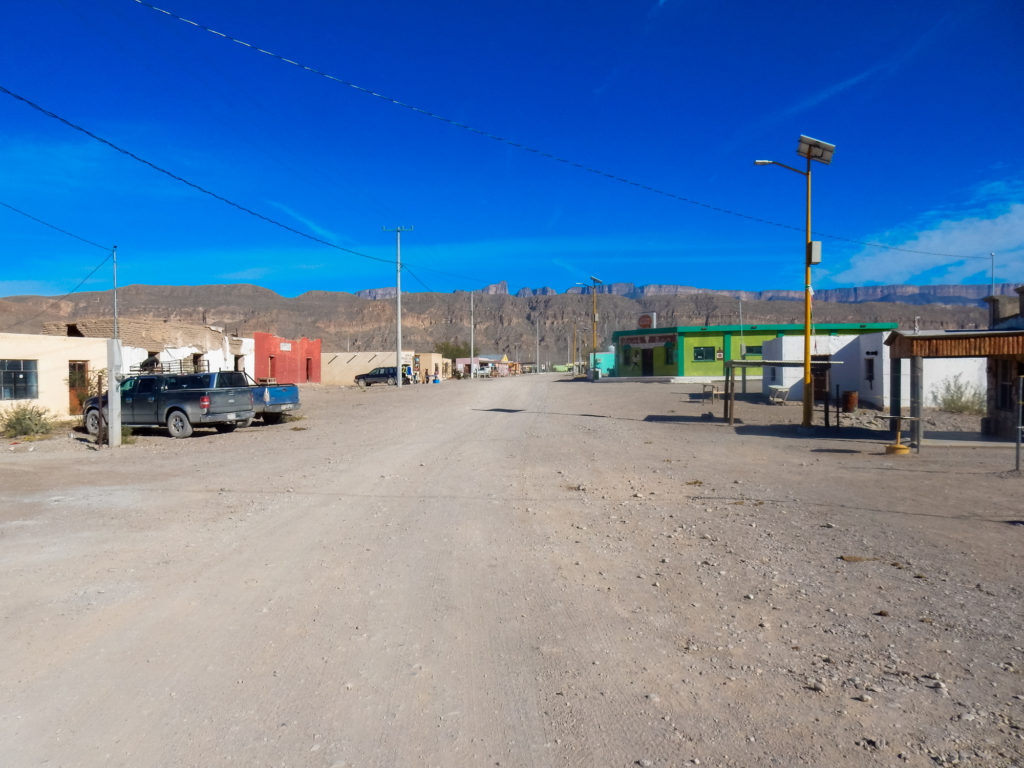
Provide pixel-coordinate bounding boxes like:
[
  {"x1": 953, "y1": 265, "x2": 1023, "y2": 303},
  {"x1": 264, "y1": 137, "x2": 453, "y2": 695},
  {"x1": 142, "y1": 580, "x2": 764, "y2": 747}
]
[{"x1": 802, "y1": 154, "x2": 813, "y2": 428}]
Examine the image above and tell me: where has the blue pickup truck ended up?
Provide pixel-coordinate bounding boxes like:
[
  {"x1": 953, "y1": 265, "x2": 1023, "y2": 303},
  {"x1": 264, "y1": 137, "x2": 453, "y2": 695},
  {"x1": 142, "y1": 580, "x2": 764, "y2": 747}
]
[{"x1": 247, "y1": 375, "x2": 301, "y2": 424}]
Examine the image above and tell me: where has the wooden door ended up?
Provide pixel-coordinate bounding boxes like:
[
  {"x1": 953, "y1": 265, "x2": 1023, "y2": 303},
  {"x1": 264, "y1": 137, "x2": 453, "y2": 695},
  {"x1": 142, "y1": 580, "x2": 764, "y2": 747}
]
[{"x1": 68, "y1": 361, "x2": 88, "y2": 414}]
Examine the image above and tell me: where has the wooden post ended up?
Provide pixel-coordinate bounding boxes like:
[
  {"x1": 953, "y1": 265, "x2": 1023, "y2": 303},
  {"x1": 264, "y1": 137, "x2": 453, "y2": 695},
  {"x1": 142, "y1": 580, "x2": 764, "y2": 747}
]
[
  {"x1": 728, "y1": 365, "x2": 737, "y2": 426},
  {"x1": 889, "y1": 356, "x2": 902, "y2": 435},
  {"x1": 910, "y1": 355, "x2": 923, "y2": 452}
]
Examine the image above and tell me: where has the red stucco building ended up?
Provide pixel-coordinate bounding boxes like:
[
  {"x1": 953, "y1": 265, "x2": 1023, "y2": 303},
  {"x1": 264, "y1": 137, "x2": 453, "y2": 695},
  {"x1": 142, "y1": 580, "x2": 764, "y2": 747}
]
[{"x1": 253, "y1": 332, "x2": 321, "y2": 383}]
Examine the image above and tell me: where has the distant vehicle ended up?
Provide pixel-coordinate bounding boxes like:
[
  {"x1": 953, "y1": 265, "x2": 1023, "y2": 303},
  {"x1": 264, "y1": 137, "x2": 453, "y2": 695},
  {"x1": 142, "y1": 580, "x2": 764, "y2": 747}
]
[
  {"x1": 246, "y1": 374, "x2": 300, "y2": 424},
  {"x1": 355, "y1": 366, "x2": 411, "y2": 387},
  {"x1": 83, "y1": 371, "x2": 255, "y2": 439}
]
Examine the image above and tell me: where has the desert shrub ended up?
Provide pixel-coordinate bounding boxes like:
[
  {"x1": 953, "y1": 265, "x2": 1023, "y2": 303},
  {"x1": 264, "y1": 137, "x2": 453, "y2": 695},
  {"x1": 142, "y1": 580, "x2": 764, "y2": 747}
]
[
  {"x1": 1, "y1": 404, "x2": 56, "y2": 437},
  {"x1": 931, "y1": 373, "x2": 985, "y2": 415}
]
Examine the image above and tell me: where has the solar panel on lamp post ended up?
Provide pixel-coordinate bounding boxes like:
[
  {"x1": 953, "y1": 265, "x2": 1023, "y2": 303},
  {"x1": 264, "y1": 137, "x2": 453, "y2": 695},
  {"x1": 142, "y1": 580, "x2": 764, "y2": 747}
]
[{"x1": 755, "y1": 135, "x2": 835, "y2": 428}]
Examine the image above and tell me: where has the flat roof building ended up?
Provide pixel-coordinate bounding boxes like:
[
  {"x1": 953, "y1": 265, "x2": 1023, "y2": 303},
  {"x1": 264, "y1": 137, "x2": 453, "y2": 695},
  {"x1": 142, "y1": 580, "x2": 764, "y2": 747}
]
[{"x1": 611, "y1": 322, "x2": 897, "y2": 380}]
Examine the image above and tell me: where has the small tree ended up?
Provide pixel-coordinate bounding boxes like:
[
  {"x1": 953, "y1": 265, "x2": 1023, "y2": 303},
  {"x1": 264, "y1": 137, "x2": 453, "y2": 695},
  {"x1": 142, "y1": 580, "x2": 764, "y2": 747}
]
[
  {"x1": 434, "y1": 339, "x2": 472, "y2": 360},
  {"x1": 692, "y1": 292, "x2": 719, "y2": 326}
]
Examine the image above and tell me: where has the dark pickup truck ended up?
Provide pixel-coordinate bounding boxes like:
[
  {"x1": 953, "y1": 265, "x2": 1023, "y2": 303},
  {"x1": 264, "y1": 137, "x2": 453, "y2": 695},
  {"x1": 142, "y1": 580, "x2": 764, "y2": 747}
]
[{"x1": 83, "y1": 371, "x2": 255, "y2": 439}]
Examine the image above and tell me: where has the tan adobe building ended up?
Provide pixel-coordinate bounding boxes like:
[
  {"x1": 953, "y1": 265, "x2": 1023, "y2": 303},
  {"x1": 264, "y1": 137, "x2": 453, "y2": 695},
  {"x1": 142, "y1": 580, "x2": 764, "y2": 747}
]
[{"x1": 1, "y1": 332, "x2": 110, "y2": 418}]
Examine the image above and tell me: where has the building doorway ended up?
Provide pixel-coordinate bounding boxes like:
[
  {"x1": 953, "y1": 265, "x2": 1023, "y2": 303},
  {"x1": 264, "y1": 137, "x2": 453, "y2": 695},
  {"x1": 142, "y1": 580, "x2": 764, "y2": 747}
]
[
  {"x1": 68, "y1": 361, "x2": 89, "y2": 414},
  {"x1": 641, "y1": 349, "x2": 654, "y2": 376},
  {"x1": 811, "y1": 355, "x2": 831, "y2": 402},
  {"x1": 268, "y1": 355, "x2": 277, "y2": 381}
]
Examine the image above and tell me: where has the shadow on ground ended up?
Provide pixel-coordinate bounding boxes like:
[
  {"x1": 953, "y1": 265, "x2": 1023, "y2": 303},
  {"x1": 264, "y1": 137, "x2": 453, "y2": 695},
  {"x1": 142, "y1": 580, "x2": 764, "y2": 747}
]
[
  {"x1": 643, "y1": 414, "x2": 726, "y2": 424},
  {"x1": 733, "y1": 423, "x2": 890, "y2": 442}
]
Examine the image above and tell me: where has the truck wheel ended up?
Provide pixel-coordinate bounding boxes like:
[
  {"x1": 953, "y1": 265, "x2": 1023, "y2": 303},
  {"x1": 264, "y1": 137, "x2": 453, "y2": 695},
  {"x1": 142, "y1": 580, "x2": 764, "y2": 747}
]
[
  {"x1": 262, "y1": 413, "x2": 283, "y2": 425},
  {"x1": 166, "y1": 410, "x2": 194, "y2": 438},
  {"x1": 85, "y1": 409, "x2": 101, "y2": 436},
  {"x1": 215, "y1": 424, "x2": 236, "y2": 433},
  {"x1": 387, "y1": 377, "x2": 396, "y2": 386}
]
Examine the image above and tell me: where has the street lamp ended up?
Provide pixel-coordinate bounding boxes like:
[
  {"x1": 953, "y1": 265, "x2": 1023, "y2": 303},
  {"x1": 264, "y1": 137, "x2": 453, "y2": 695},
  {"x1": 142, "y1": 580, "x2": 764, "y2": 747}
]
[
  {"x1": 590, "y1": 275, "x2": 602, "y2": 360},
  {"x1": 755, "y1": 134, "x2": 835, "y2": 428}
]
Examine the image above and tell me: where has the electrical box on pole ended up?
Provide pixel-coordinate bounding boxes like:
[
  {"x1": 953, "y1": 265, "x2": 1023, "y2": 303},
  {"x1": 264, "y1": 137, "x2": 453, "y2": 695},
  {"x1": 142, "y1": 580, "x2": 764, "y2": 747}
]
[{"x1": 808, "y1": 241, "x2": 822, "y2": 265}]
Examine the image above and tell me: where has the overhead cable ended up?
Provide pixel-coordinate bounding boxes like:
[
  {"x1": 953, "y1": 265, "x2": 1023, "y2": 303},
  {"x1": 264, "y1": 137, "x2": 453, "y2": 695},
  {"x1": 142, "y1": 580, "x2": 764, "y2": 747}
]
[
  {"x1": 0, "y1": 84, "x2": 392, "y2": 268},
  {"x1": 0, "y1": 247, "x2": 114, "y2": 332},
  {"x1": 400, "y1": 264, "x2": 434, "y2": 293},
  {"x1": 1, "y1": 201, "x2": 110, "y2": 251},
  {"x1": 0, "y1": 201, "x2": 114, "y2": 330},
  {"x1": 131, "y1": 0, "x2": 984, "y2": 262}
]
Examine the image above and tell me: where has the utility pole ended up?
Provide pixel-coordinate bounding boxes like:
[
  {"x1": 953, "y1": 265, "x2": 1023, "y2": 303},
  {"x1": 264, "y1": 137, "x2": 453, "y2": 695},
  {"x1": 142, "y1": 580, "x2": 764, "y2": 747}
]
[
  {"x1": 590, "y1": 276, "x2": 602, "y2": 361},
  {"x1": 383, "y1": 226, "x2": 412, "y2": 387},
  {"x1": 470, "y1": 291, "x2": 475, "y2": 379},
  {"x1": 573, "y1": 326, "x2": 578, "y2": 375},
  {"x1": 112, "y1": 245, "x2": 119, "y2": 341},
  {"x1": 535, "y1": 319, "x2": 540, "y2": 374}
]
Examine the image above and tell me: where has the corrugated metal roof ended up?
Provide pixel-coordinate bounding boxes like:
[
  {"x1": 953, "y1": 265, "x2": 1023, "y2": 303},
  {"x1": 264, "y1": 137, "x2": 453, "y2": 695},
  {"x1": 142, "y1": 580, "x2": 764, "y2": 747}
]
[{"x1": 886, "y1": 329, "x2": 1024, "y2": 359}]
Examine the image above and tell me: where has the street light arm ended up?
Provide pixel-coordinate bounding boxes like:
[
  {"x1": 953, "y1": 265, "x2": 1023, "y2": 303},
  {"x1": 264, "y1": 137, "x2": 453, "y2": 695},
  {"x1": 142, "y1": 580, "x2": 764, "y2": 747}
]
[{"x1": 755, "y1": 159, "x2": 807, "y2": 176}]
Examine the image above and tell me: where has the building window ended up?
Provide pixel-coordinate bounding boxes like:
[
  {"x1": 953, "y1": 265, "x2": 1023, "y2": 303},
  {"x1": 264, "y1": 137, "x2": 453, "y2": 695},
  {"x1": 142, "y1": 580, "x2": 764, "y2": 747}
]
[
  {"x1": 1, "y1": 359, "x2": 39, "y2": 400},
  {"x1": 742, "y1": 345, "x2": 763, "y2": 356},
  {"x1": 693, "y1": 346, "x2": 715, "y2": 362}
]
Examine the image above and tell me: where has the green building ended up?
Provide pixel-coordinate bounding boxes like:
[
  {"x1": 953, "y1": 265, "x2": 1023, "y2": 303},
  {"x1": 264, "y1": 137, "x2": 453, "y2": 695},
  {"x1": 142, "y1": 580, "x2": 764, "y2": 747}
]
[{"x1": 612, "y1": 322, "x2": 896, "y2": 379}]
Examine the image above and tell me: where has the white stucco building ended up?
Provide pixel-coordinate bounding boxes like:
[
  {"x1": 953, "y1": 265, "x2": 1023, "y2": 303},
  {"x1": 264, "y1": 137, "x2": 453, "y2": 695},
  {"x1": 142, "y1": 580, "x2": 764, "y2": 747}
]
[{"x1": 762, "y1": 331, "x2": 985, "y2": 409}]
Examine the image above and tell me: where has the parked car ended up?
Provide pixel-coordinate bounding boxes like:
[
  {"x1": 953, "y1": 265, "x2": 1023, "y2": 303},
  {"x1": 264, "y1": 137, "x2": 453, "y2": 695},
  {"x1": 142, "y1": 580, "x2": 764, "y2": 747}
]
[
  {"x1": 246, "y1": 374, "x2": 300, "y2": 424},
  {"x1": 355, "y1": 366, "x2": 411, "y2": 387},
  {"x1": 83, "y1": 371, "x2": 255, "y2": 439}
]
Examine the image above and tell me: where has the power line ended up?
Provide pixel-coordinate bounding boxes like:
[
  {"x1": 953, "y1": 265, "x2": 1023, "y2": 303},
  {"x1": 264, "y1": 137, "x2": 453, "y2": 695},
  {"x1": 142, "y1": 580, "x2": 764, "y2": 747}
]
[
  {"x1": 401, "y1": 264, "x2": 434, "y2": 293},
  {"x1": 0, "y1": 201, "x2": 114, "y2": 330},
  {"x1": 0, "y1": 84, "x2": 393, "y2": 269},
  {"x1": 0, "y1": 86, "x2": 499, "y2": 289},
  {"x1": 0, "y1": 247, "x2": 114, "y2": 332},
  {"x1": 131, "y1": 0, "x2": 986, "y2": 262},
  {"x1": 1, "y1": 201, "x2": 110, "y2": 251}
]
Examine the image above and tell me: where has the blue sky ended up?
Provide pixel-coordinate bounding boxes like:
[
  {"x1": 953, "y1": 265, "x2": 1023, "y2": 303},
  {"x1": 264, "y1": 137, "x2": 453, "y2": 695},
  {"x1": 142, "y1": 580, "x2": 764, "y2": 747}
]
[{"x1": 1, "y1": 0, "x2": 1022, "y2": 298}]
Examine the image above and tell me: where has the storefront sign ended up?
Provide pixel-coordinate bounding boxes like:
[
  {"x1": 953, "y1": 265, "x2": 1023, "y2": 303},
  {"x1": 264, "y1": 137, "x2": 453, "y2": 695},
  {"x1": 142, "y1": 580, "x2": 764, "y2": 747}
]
[{"x1": 619, "y1": 334, "x2": 675, "y2": 350}]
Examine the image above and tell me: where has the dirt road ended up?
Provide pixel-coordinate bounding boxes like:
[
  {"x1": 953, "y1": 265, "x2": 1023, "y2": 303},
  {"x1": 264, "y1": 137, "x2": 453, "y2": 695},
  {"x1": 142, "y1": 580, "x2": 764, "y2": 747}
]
[{"x1": 2, "y1": 376, "x2": 1022, "y2": 767}]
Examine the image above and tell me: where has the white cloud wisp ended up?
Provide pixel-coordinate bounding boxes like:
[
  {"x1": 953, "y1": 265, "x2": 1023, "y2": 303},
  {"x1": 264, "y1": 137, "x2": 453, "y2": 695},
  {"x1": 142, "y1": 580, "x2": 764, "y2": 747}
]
[{"x1": 831, "y1": 203, "x2": 1024, "y2": 286}]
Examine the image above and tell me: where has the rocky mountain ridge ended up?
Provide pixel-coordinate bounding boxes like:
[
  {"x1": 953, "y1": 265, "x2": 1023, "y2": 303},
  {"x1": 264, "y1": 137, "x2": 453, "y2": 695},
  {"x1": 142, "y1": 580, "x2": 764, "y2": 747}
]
[
  {"x1": 359, "y1": 281, "x2": 1017, "y2": 306},
  {"x1": 0, "y1": 282, "x2": 996, "y2": 362}
]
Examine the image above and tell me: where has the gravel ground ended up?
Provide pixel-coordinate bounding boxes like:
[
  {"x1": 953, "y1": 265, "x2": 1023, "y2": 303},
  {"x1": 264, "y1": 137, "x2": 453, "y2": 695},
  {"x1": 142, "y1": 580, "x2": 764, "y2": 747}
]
[{"x1": 1, "y1": 375, "x2": 1022, "y2": 768}]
